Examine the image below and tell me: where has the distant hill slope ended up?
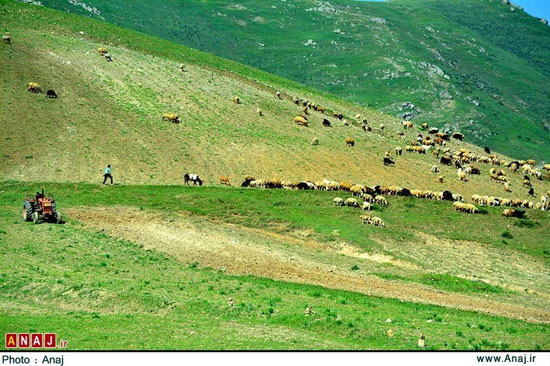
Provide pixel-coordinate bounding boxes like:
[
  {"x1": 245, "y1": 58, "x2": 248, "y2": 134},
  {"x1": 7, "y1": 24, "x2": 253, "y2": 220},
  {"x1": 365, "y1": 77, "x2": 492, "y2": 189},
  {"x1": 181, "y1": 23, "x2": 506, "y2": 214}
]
[
  {"x1": 31, "y1": 0, "x2": 550, "y2": 162},
  {"x1": 1, "y1": 0, "x2": 549, "y2": 205}
]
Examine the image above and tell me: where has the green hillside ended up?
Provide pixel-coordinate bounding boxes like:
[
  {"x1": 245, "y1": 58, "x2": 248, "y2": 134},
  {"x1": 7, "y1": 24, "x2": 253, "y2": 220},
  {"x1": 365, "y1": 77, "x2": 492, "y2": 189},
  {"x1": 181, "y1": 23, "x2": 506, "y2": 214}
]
[
  {"x1": 1, "y1": 182, "x2": 550, "y2": 350},
  {"x1": 34, "y1": 0, "x2": 550, "y2": 161},
  {"x1": 1, "y1": 0, "x2": 550, "y2": 350}
]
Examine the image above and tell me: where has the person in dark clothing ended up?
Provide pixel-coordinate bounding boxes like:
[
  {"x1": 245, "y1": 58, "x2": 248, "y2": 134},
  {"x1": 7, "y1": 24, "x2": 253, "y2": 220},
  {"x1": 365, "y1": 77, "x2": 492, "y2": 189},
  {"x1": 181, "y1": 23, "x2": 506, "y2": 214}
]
[{"x1": 103, "y1": 164, "x2": 113, "y2": 185}]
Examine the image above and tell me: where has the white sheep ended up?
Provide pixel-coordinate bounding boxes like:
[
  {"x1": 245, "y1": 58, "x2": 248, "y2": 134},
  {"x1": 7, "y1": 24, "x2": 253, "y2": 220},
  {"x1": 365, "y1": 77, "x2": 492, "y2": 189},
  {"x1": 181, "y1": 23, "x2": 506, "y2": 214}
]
[{"x1": 333, "y1": 197, "x2": 344, "y2": 206}]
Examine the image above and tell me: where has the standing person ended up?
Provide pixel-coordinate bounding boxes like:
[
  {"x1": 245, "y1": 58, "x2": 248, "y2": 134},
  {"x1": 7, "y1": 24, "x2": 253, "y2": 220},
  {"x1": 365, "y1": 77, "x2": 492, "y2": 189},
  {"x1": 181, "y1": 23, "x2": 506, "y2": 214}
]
[{"x1": 103, "y1": 164, "x2": 113, "y2": 185}]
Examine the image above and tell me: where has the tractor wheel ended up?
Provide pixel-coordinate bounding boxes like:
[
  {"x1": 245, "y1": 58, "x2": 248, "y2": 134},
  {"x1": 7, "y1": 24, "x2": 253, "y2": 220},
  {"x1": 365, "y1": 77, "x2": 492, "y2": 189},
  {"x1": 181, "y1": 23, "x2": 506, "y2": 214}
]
[
  {"x1": 32, "y1": 211, "x2": 39, "y2": 224},
  {"x1": 23, "y1": 201, "x2": 33, "y2": 222},
  {"x1": 55, "y1": 211, "x2": 62, "y2": 224}
]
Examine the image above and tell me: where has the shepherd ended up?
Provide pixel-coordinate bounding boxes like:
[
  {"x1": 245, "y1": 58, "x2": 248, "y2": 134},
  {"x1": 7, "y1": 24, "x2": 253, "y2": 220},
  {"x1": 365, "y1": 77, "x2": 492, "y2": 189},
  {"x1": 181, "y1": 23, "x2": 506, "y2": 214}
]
[
  {"x1": 103, "y1": 164, "x2": 113, "y2": 185},
  {"x1": 184, "y1": 173, "x2": 203, "y2": 186}
]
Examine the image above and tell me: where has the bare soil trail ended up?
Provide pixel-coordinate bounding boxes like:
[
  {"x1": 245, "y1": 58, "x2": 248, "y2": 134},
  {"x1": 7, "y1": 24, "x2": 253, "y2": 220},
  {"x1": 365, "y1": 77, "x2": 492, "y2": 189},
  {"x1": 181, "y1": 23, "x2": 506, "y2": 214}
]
[{"x1": 68, "y1": 206, "x2": 550, "y2": 324}]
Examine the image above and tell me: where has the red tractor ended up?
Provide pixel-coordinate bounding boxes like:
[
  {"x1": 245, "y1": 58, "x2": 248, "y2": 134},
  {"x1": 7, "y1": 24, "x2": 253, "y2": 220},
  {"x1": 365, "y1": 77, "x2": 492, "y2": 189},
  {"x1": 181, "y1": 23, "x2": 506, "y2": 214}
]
[{"x1": 23, "y1": 188, "x2": 62, "y2": 224}]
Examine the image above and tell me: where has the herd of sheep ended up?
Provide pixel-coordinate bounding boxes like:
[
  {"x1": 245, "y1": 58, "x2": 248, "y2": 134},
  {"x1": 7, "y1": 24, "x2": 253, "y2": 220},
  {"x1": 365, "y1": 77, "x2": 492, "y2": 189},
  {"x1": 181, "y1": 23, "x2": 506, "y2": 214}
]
[
  {"x1": 207, "y1": 86, "x2": 550, "y2": 227},
  {"x1": 15, "y1": 38, "x2": 550, "y2": 228},
  {"x1": 125, "y1": 48, "x2": 550, "y2": 224}
]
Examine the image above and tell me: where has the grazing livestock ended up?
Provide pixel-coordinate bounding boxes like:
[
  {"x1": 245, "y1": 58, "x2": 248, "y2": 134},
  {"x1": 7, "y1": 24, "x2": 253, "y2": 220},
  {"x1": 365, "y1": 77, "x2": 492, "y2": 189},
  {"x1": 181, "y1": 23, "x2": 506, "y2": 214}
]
[
  {"x1": 436, "y1": 132, "x2": 450, "y2": 141},
  {"x1": 457, "y1": 168, "x2": 467, "y2": 182},
  {"x1": 361, "y1": 193, "x2": 374, "y2": 203},
  {"x1": 232, "y1": 96, "x2": 241, "y2": 104},
  {"x1": 104, "y1": 53, "x2": 113, "y2": 62},
  {"x1": 421, "y1": 123, "x2": 428, "y2": 130},
  {"x1": 441, "y1": 190, "x2": 454, "y2": 201},
  {"x1": 438, "y1": 175, "x2": 444, "y2": 183},
  {"x1": 508, "y1": 161, "x2": 519, "y2": 172},
  {"x1": 97, "y1": 47, "x2": 108, "y2": 55},
  {"x1": 453, "y1": 202, "x2": 478, "y2": 214},
  {"x1": 439, "y1": 155, "x2": 453, "y2": 165},
  {"x1": 333, "y1": 112, "x2": 343, "y2": 120},
  {"x1": 184, "y1": 173, "x2": 203, "y2": 186},
  {"x1": 383, "y1": 157, "x2": 395, "y2": 166},
  {"x1": 452, "y1": 193, "x2": 464, "y2": 202},
  {"x1": 250, "y1": 179, "x2": 266, "y2": 188},
  {"x1": 2, "y1": 34, "x2": 11, "y2": 44},
  {"x1": 266, "y1": 179, "x2": 282, "y2": 189},
  {"x1": 350, "y1": 185, "x2": 365, "y2": 196},
  {"x1": 362, "y1": 124, "x2": 372, "y2": 132},
  {"x1": 484, "y1": 146, "x2": 491, "y2": 154},
  {"x1": 333, "y1": 197, "x2": 344, "y2": 206},
  {"x1": 344, "y1": 198, "x2": 360, "y2": 207},
  {"x1": 361, "y1": 201, "x2": 372, "y2": 211},
  {"x1": 256, "y1": 107, "x2": 263, "y2": 116},
  {"x1": 27, "y1": 82, "x2": 41, "y2": 93},
  {"x1": 422, "y1": 138, "x2": 435, "y2": 146},
  {"x1": 276, "y1": 91, "x2": 282, "y2": 99},
  {"x1": 345, "y1": 138, "x2": 355, "y2": 147},
  {"x1": 379, "y1": 124, "x2": 385, "y2": 131},
  {"x1": 464, "y1": 165, "x2": 480, "y2": 175},
  {"x1": 375, "y1": 196, "x2": 388, "y2": 206},
  {"x1": 395, "y1": 147, "x2": 402, "y2": 156},
  {"x1": 544, "y1": 164, "x2": 550, "y2": 171},
  {"x1": 452, "y1": 132, "x2": 464, "y2": 141},
  {"x1": 179, "y1": 63, "x2": 186, "y2": 72},
  {"x1": 294, "y1": 116, "x2": 308, "y2": 127},
  {"x1": 311, "y1": 137, "x2": 319, "y2": 146},
  {"x1": 402, "y1": 121, "x2": 413, "y2": 129},
  {"x1": 162, "y1": 113, "x2": 180, "y2": 123},
  {"x1": 322, "y1": 118, "x2": 331, "y2": 127},
  {"x1": 360, "y1": 214, "x2": 385, "y2": 227},
  {"x1": 339, "y1": 182, "x2": 352, "y2": 191},
  {"x1": 502, "y1": 209, "x2": 525, "y2": 218},
  {"x1": 241, "y1": 176, "x2": 255, "y2": 187},
  {"x1": 431, "y1": 165, "x2": 439, "y2": 173},
  {"x1": 297, "y1": 181, "x2": 316, "y2": 190},
  {"x1": 219, "y1": 176, "x2": 231, "y2": 186},
  {"x1": 46, "y1": 90, "x2": 57, "y2": 98}
]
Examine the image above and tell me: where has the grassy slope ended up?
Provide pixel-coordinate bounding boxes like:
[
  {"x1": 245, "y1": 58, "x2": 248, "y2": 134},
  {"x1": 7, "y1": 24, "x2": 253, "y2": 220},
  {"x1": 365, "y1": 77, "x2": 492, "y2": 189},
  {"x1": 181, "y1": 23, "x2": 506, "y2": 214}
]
[
  {"x1": 1, "y1": 1, "x2": 550, "y2": 350},
  {"x1": 1, "y1": 182, "x2": 549, "y2": 350},
  {"x1": 34, "y1": 0, "x2": 550, "y2": 161},
  {"x1": 1, "y1": 0, "x2": 549, "y2": 204}
]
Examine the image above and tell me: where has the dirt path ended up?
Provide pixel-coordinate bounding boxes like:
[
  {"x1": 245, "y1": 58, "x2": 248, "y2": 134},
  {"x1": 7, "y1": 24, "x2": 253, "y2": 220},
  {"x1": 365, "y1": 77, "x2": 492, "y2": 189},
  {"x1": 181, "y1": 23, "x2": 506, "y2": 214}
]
[{"x1": 68, "y1": 206, "x2": 550, "y2": 324}]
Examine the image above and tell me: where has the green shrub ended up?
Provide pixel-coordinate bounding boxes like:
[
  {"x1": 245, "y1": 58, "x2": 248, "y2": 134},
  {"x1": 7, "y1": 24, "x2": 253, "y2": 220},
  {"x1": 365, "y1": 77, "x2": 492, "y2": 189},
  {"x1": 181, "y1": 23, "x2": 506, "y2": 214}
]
[
  {"x1": 513, "y1": 220, "x2": 535, "y2": 228},
  {"x1": 501, "y1": 231, "x2": 513, "y2": 239}
]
